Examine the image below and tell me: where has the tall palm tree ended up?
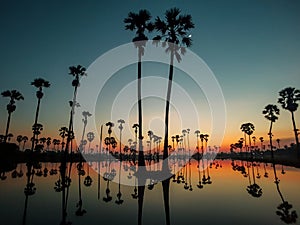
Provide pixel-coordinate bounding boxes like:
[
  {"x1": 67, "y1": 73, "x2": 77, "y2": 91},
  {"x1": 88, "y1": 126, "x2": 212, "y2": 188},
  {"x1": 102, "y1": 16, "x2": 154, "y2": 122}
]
[
  {"x1": 148, "y1": 130, "x2": 154, "y2": 157},
  {"x1": 30, "y1": 78, "x2": 50, "y2": 151},
  {"x1": 263, "y1": 104, "x2": 280, "y2": 158},
  {"x1": 1, "y1": 90, "x2": 24, "y2": 143},
  {"x1": 65, "y1": 65, "x2": 87, "y2": 156},
  {"x1": 278, "y1": 87, "x2": 300, "y2": 154},
  {"x1": 117, "y1": 119, "x2": 125, "y2": 156},
  {"x1": 105, "y1": 122, "x2": 114, "y2": 153},
  {"x1": 124, "y1": 9, "x2": 154, "y2": 168},
  {"x1": 240, "y1": 123, "x2": 255, "y2": 153},
  {"x1": 22, "y1": 136, "x2": 28, "y2": 150},
  {"x1": 154, "y1": 8, "x2": 194, "y2": 160}
]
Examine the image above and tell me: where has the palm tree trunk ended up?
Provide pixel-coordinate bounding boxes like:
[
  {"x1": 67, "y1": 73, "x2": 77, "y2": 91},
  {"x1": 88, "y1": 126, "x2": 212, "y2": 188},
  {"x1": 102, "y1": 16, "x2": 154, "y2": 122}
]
[
  {"x1": 163, "y1": 50, "x2": 175, "y2": 161},
  {"x1": 64, "y1": 85, "x2": 78, "y2": 158},
  {"x1": 269, "y1": 121, "x2": 274, "y2": 158},
  {"x1": 291, "y1": 111, "x2": 300, "y2": 157},
  {"x1": 137, "y1": 49, "x2": 145, "y2": 167},
  {"x1": 4, "y1": 112, "x2": 11, "y2": 143},
  {"x1": 31, "y1": 98, "x2": 41, "y2": 151}
]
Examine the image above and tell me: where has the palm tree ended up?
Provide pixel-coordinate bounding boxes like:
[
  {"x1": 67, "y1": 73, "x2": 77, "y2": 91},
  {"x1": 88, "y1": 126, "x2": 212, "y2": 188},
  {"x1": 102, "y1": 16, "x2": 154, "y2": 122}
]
[
  {"x1": 148, "y1": 130, "x2": 154, "y2": 157},
  {"x1": 1, "y1": 90, "x2": 24, "y2": 142},
  {"x1": 240, "y1": 123, "x2": 255, "y2": 153},
  {"x1": 106, "y1": 122, "x2": 114, "y2": 153},
  {"x1": 30, "y1": 78, "x2": 50, "y2": 151},
  {"x1": 80, "y1": 111, "x2": 92, "y2": 152},
  {"x1": 276, "y1": 138, "x2": 281, "y2": 149},
  {"x1": 39, "y1": 137, "x2": 47, "y2": 148},
  {"x1": 87, "y1": 132, "x2": 95, "y2": 153},
  {"x1": 16, "y1": 135, "x2": 23, "y2": 148},
  {"x1": 194, "y1": 130, "x2": 200, "y2": 159},
  {"x1": 65, "y1": 65, "x2": 87, "y2": 155},
  {"x1": 117, "y1": 119, "x2": 125, "y2": 156},
  {"x1": 259, "y1": 137, "x2": 264, "y2": 151},
  {"x1": 59, "y1": 126, "x2": 68, "y2": 151},
  {"x1": 22, "y1": 136, "x2": 28, "y2": 150},
  {"x1": 132, "y1": 123, "x2": 139, "y2": 152},
  {"x1": 252, "y1": 136, "x2": 256, "y2": 149},
  {"x1": 46, "y1": 137, "x2": 51, "y2": 151},
  {"x1": 278, "y1": 87, "x2": 300, "y2": 154},
  {"x1": 154, "y1": 8, "x2": 194, "y2": 160},
  {"x1": 124, "y1": 9, "x2": 154, "y2": 168},
  {"x1": 7, "y1": 133, "x2": 13, "y2": 142},
  {"x1": 263, "y1": 104, "x2": 280, "y2": 158}
]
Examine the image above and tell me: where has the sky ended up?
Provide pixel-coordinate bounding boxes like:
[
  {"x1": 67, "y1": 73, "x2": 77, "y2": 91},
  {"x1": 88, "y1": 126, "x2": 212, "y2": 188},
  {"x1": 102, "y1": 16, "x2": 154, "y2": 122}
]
[{"x1": 0, "y1": 0, "x2": 300, "y2": 151}]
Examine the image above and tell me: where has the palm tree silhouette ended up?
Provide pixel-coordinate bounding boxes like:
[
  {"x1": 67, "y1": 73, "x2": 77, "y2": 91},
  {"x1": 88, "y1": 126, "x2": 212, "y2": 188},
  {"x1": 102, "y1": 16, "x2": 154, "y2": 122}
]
[
  {"x1": 30, "y1": 78, "x2": 50, "y2": 151},
  {"x1": 124, "y1": 9, "x2": 154, "y2": 168},
  {"x1": 80, "y1": 111, "x2": 92, "y2": 152},
  {"x1": 16, "y1": 135, "x2": 23, "y2": 148},
  {"x1": 64, "y1": 65, "x2": 87, "y2": 157},
  {"x1": 117, "y1": 119, "x2": 125, "y2": 157},
  {"x1": 276, "y1": 138, "x2": 281, "y2": 149},
  {"x1": 278, "y1": 87, "x2": 300, "y2": 155},
  {"x1": 46, "y1": 137, "x2": 51, "y2": 151},
  {"x1": 86, "y1": 132, "x2": 95, "y2": 153},
  {"x1": 59, "y1": 126, "x2": 68, "y2": 151},
  {"x1": 263, "y1": 104, "x2": 280, "y2": 158},
  {"x1": 22, "y1": 136, "x2": 28, "y2": 151},
  {"x1": 1, "y1": 90, "x2": 24, "y2": 143},
  {"x1": 272, "y1": 161, "x2": 298, "y2": 224},
  {"x1": 105, "y1": 122, "x2": 114, "y2": 154},
  {"x1": 194, "y1": 130, "x2": 200, "y2": 160},
  {"x1": 32, "y1": 123, "x2": 43, "y2": 150},
  {"x1": 240, "y1": 123, "x2": 255, "y2": 153},
  {"x1": 259, "y1": 137, "x2": 264, "y2": 151},
  {"x1": 154, "y1": 7, "x2": 194, "y2": 161}
]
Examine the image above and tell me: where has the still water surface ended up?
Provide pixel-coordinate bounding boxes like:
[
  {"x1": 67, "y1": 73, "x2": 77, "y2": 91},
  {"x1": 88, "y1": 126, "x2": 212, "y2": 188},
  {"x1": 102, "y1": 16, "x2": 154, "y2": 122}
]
[{"x1": 0, "y1": 159, "x2": 299, "y2": 225}]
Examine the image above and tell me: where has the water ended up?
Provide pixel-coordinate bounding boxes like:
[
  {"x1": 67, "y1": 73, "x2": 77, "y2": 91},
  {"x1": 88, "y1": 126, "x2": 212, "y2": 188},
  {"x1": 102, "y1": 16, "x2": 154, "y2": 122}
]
[{"x1": 0, "y1": 159, "x2": 299, "y2": 225}]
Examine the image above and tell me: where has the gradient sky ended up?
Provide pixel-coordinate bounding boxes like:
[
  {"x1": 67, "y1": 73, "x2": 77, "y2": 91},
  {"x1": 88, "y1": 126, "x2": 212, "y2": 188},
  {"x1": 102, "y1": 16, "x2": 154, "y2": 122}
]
[{"x1": 0, "y1": 0, "x2": 300, "y2": 150}]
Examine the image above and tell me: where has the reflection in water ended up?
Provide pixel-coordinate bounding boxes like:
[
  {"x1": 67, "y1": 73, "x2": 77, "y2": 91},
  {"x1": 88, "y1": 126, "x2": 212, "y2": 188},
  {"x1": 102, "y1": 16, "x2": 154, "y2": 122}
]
[
  {"x1": 272, "y1": 162, "x2": 298, "y2": 224},
  {"x1": 1, "y1": 158, "x2": 299, "y2": 225}
]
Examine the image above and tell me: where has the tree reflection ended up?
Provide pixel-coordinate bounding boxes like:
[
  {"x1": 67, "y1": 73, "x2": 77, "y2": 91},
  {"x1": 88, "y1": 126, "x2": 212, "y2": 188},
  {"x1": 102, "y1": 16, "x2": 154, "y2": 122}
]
[{"x1": 272, "y1": 162, "x2": 298, "y2": 224}]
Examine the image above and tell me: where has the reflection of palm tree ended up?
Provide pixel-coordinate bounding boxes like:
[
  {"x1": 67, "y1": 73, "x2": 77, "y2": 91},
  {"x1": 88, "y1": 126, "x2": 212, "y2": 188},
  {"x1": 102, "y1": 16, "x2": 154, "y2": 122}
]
[
  {"x1": 115, "y1": 160, "x2": 124, "y2": 205},
  {"x1": 278, "y1": 87, "x2": 300, "y2": 155},
  {"x1": 154, "y1": 7, "x2": 194, "y2": 161},
  {"x1": 30, "y1": 78, "x2": 50, "y2": 151},
  {"x1": 125, "y1": 9, "x2": 154, "y2": 168},
  {"x1": 22, "y1": 162, "x2": 36, "y2": 225},
  {"x1": 1, "y1": 90, "x2": 24, "y2": 143},
  {"x1": 263, "y1": 104, "x2": 280, "y2": 158},
  {"x1": 272, "y1": 161, "x2": 298, "y2": 224},
  {"x1": 246, "y1": 162, "x2": 263, "y2": 198},
  {"x1": 76, "y1": 162, "x2": 87, "y2": 216}
]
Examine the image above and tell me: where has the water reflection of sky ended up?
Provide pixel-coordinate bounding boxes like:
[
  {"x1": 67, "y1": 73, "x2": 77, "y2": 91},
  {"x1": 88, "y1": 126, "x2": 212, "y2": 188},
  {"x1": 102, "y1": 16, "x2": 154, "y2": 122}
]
[{"x1": 0, "y1": 160, "x2": 299, "y2": 225}]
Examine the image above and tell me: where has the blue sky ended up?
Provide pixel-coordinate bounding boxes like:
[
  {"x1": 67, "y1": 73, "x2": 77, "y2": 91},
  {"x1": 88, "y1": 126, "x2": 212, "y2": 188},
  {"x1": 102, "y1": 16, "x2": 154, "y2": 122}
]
[{"x1": 0, "y1": 0, "x2": 300, "y2": 149}]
